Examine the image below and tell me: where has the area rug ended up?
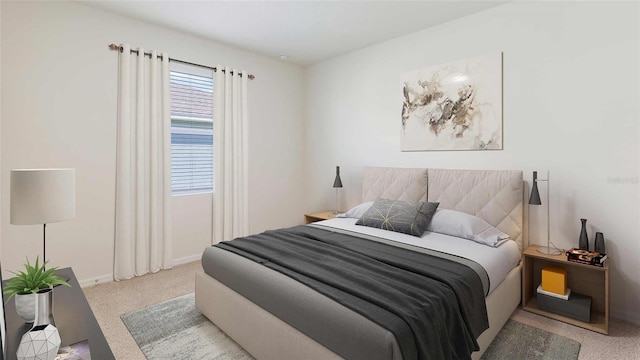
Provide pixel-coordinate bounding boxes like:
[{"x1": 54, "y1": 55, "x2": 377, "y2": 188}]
[
  {"x1": 481, "y1": 319, "x2": 581, "y2": 360},
  {"x1": 121, "y1": 293, "x2": 253, "y2": 360},
  {"x1": 122, "y1": 293, "x2": 580, "y2": 360}
]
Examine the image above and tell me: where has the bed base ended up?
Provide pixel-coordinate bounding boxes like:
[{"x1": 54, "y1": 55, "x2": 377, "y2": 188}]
[{"x1": 195, "y1": 263, "x2": 521, "y2": 360}]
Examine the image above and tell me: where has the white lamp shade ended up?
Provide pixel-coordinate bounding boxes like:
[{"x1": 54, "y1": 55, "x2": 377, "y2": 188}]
[{"x1": 10, "y1": 169, "x2": 76, "y2": 225}]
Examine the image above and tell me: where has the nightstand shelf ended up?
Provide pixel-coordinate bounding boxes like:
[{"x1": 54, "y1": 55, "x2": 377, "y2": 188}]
[
  {"x1": 522, "y1": 245, "x2": 609, "y2": 335},
  {"x1": 304, "y1": 210, "x2": 336, "y2": 224}
]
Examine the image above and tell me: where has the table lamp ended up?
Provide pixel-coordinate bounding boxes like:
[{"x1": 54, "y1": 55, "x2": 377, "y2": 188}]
[
  {"x1": 10, "y1": 169, "x2": 76, "y2": 267},
  {"x1": 529, "y1": 171, "x2": 561, "y2": 255},
  {"x1": 333, "y1": 166, "x2": 343, "y2": 215}
]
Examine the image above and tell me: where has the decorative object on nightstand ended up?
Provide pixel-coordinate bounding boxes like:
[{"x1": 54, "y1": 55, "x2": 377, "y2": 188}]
[
  {"x1": 541, "y1": 266, "x2": 567, "y2": 296},
  {"x1": 332, "y1": 166, "x2": 343, "y2": 215},
  {"x1": 537, "y1": 290, "x2": 592, "y2": 323},
  {"x1": 16, "y1": 288, "x2": 62, "y2": 360},
  {"x1": 529, "y1": 171, "x2": 561, "y2": 255},
  {"x1": 4, "y1": 268, "x2": 114, "y2": 358},
  {"x1": 594, "y1": 232, "x2": 606, "y2": 254},
  {"x1": 10, "y1": 169, "x2": 75, "y2": 323},
  {"x1": 3, "y1": 258, "x2": 70, "y2": 323},
  {"x1": 578, "y1": 218, "x2": 589, "y2": 250},
  {"x1": 565, "y1": 248, "x2": 607, "y2": 267},
  {"x1": 537, "y1": 261, "x2": 592, "y2": 325},
  {"x1": 10, "y1": 169, "x2": 76, "y2": 267},
  {"x1": 536, "y1": 284, "x2": 570, "y2": 300},
  {"x1": 16, "y1": 324, "x2": 60, "y2": 360}
]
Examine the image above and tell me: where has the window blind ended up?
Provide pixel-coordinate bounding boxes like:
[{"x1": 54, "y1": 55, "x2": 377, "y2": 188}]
[{"x1": 169, "y1": 66, "x2": 214, "y2": 195}]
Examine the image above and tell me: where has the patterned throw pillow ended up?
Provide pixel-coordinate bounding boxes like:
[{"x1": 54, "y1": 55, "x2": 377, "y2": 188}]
[{"x1": 355, "y1": 198, "x2": 439, "y2": 237}]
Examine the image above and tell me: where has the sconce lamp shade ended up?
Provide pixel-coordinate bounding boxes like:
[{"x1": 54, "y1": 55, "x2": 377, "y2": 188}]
[
  {"x1": 333, "y1": 166, "x2": 343, "y2": 188},
  {"x1": 10, "y1": 169, "x2": 76, "y2": 225},
  {"x1": 529, "y1": 171, "x2": 542, "y2": 205}
]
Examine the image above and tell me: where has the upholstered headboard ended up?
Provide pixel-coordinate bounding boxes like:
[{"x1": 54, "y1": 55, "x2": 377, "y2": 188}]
[
  {"x1": 362, "y1": 167, "x2": 524, "y2": 250},
  {"x1": 362, "y1": 167, "x2": 428, "y2": 203}
]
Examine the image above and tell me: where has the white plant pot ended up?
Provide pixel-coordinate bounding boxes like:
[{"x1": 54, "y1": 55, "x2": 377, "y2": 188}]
[{"x1": 15, "y1": 293, "x2": 36, "y2": 323}]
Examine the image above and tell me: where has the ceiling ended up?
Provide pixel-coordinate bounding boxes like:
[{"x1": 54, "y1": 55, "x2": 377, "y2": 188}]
[{"x1": 84, "y1": 1, "x2": 508, "y2": 65}]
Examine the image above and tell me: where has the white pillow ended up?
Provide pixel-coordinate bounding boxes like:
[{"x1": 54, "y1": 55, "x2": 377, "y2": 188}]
[
  {"x1": 336, "y1": 201, "x2": 373, "y2": 219},
  {"x1": 427, "y1": 209, "x2": 510, "y2": 247}
]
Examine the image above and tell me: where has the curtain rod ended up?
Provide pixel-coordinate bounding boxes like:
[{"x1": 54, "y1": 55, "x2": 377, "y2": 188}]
[{"x1": 108, "y1": 44, "x2": 255, "y2": 80}]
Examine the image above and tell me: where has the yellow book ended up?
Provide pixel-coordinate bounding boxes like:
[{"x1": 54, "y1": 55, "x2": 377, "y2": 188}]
[{"x1": 541, "y1": 266, "x2": 567, "y2": 295}]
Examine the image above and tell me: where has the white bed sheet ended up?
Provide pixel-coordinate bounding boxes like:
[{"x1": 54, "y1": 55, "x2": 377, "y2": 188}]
[{"x1": 314, "y1": 218, "x2": 521, "y2": 294}]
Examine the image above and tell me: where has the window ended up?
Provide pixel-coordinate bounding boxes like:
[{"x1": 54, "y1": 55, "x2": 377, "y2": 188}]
[{"x1": 169, "y1": 62, "x2": 214, "y2": 195}]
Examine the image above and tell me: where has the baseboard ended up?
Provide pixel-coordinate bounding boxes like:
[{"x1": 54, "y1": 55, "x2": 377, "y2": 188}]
[
  {"x1": 611, "y1": 309, "x2": 640, "y2": 326},
  {"x1": 78, "y1": 253, "x2": 202, "y2": 288},
  {"x1": 173, "y1": 253, "x2": 202, "y2": 266},
  {"x1": 79, "y1": 274, "x2": 114, "y2": 288}
]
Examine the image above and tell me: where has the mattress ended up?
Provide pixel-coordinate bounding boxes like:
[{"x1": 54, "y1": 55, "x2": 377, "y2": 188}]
[
  {"x1": 202, "y1": 222, "x2": 520, "y2": 360},
  {"x1": 314, "y1": 218, "x2": 522, "y2": 294}
]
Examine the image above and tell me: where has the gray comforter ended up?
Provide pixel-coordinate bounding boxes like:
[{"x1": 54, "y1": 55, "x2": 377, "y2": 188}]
[{"x1": 215, "y1": 225, "x2": 489, "y2": 360}]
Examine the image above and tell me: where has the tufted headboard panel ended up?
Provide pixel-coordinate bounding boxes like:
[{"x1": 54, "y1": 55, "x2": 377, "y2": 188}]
[
  {"x1": 362, "y1": 167, "x2": 428, "y2": 203},
  {"x1": 362, "y1": 167, "x2": 524, "y2": 250},
  {"x1": 427, "y1": 169, "x2": 523, "y2": 250}
]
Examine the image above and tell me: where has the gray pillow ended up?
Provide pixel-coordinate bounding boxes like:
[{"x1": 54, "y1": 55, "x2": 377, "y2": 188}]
[{"x1": 355, "y1": 198, "x2": 439, "y2": 237}]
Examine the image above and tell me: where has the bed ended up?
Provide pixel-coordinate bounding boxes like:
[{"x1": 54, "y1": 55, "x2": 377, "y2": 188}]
[{"x1": 195, "y1": 167, "x2": 525, "y2": 359}]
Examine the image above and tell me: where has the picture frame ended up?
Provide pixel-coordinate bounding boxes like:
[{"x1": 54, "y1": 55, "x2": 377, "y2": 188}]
[{"x1": 401, "y1": 52, "x2": 503, "y2": 151}]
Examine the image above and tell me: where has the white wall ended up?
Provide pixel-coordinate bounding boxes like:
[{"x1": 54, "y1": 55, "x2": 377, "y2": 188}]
[
  {"x1": 0, "y1": 1, "x2": 306, "y2": 284},
  {"x1": 305, "y1": 2, "x2": 640, "y2": 323}
]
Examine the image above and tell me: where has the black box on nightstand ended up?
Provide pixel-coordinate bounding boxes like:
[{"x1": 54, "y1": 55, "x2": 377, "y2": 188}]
[{"x1": 537, "y1": 291, "x2": 592, "y2": 323}]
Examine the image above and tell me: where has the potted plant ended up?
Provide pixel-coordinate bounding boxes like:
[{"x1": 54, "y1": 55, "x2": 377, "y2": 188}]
[{"x1": 3, "y1": 257, "x2": 70, "y2": 323}]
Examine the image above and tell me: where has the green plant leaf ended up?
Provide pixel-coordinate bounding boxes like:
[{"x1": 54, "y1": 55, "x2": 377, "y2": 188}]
[{"x1": 3, "y1": 256, "x2": 72, "y2": 303}]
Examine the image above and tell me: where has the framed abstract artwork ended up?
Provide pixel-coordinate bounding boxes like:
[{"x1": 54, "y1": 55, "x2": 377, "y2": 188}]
[{"x1": 401, "y1": 52, "x2": 503, "y2": 151}]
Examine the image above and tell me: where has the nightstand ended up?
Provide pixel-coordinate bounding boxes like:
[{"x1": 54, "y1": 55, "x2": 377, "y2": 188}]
[
  {"x1": 522, "y1": 245, "x2": 609, "y2": 334},
  {"x1": 304, "y1": 210, "x2": 336, "y2": 224}
]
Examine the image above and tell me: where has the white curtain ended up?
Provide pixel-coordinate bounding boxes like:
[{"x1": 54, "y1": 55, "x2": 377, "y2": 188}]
[
  {"x1": 213, "y1": 67, "x2": 249, "y2": 243},
  {"x1": 114, "y1": 45, "x2": 172, "y2": 280}
]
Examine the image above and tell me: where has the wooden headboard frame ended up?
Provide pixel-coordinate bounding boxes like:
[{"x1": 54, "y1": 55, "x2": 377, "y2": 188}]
[{"x1": 362, "y1": 167, "x2": 525, "y2": 251}]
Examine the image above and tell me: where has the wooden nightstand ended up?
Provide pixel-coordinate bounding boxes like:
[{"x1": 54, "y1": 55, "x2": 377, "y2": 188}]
[
  {"x1": 304, "y1": 210, "x2": 336, "y2": 224},
  {"x1": 522, "y1": 245, "x2": 609, "y2": 334}
]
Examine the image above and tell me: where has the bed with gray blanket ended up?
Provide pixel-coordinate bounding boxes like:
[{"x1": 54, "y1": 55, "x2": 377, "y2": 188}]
[{"x1": 195, "y1": 167, "x2": 525, "y2": 360}]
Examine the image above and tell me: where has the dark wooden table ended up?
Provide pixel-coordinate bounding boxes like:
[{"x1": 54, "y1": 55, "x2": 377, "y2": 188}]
[{"x1": 3, "y1": 267, "x2": 114, "y2": 360}]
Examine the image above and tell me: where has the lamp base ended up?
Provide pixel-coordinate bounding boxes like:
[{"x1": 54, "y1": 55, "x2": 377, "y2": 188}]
[{"x1": 537, "y1": 246, "x2": 562, "y2": 255}]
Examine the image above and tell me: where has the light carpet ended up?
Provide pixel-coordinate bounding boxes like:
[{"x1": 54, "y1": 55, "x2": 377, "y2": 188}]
[{"x1": 122, "y1": 292, "x2": 581, "y2": 360}]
